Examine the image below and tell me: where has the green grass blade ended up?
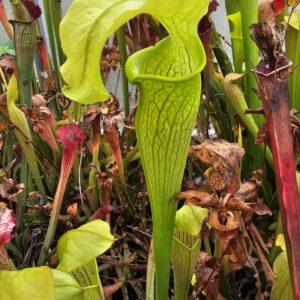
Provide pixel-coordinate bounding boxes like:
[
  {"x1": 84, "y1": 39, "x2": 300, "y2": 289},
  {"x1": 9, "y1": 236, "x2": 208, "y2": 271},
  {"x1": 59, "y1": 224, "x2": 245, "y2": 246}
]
[
  {"x1": 288, "y1": 11, "x2": 300, "y2": 110},
  {"x1": 42, "y1": 0, "x2": 62, "y2": 92},
  {"x1": 239, "y1": 0, "x2": 260, "y2": 122}
]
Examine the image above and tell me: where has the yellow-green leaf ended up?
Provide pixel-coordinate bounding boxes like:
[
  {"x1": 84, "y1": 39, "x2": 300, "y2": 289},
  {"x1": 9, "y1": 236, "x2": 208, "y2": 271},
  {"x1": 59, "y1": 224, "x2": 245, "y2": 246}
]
[
  {"x1": 60, "y1": 0, "x2": 209, "y2": 104},
  {"x1": 7, "y1": 75, "x2": 46, "y2": 198},
  {"x1": 60, "y1": 1, "x2": 210, "y2": 298},
  {"x1": 57, "y1": 220, "x2": 115, "y2": 273},
  {"x1": 175, "y1": 205, "x2": 208, "y2": 236},
  {"x1": 271, "y1": 252, "x2": 292, "y2": 300},
  {"x1": 226, "y1": 12, "x2": 244, "y2": 72},
  {"x1": 71, "y1": 259, "x2": 105, "y2": 300},
  {"x1": 52, "y1": 269, "x2": 83, "y2": 300},
  {"x1": 275, "y1": 234, "x2": 286, "y2": 252},
  {"x1": 0, "y1": 267, "x2": 55, "y2": 300},
  {"x1": 284, "y1": 10, "x2": 300, "y2": 30}
]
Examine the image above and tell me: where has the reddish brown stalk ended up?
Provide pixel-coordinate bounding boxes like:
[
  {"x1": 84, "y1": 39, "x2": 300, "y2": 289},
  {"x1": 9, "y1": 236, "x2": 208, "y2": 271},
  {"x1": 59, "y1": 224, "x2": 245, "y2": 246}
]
[
  {"x1": 198, "y1": 0, "x2": 219, "y2": 135},
  {"x1": 104, "y1": 116, "x2": 124, "y2": 178},
  {"x1": 36, "y1": 38, "x2": 54, "y2": 90},
  {"x1": 251, "y1": 22, "x2": 300, "y2": 299},
  {"x1": 37, "y1": 123, "x2": 86, "y2": 266},
  {"x1": 103, "y1": 282, "x2": 124, "y2": 297},
  {"x1": 0, "y1": 1, "x2": 13, "y2": 39},
  {"x1": 39, "y1": 106, "x2": 57, "y2": 135},
  {"x1": 89, "y1": 203, "x2": 113, "y2": 221},
  {"x1": 27, "y1": 106, "x2": 60, "y2": 162},
  {"x1": 90, "y1": 172, "x2": 113, "y2": 223},
  {"x1": 87, "y1": 115, "x2": 101, "y2": 211}
]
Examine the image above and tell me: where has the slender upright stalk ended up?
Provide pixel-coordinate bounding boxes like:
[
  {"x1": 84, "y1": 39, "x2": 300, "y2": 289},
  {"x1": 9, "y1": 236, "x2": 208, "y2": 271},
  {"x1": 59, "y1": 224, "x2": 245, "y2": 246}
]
[
  {"x1": 37, "y1": 145, "x2": 74, "y2": 265},
  {"x1": 49, "y1": 0, "x2": 63, "y2": 64},
  {"x1": 292, "y1": 27, "x2": 300, "y2": 110},
  {"x1": 0, "y1": 1, "x2": 13, "y2": 39},
  {"x1": 251, "y1": 22, "x2": 300, "y2": 298},
  {"x1": 87, "y1": 117, "x2": 102, "y2": 211},
  {"x1": 239, "y1": 0, "x2": 261, "y2": 121},
  {"x1": 116, "y1": 26, "x2": 129, "y2": 119},
  {"x1": 10, "y1": 1, "x2": 44, "y2": 219},
  {"x1": 38, "y1": 124, "x2": 86, "y2": 265},
  {"x1": 42, "y1": 0, "x2": 62, "y2": 92}
]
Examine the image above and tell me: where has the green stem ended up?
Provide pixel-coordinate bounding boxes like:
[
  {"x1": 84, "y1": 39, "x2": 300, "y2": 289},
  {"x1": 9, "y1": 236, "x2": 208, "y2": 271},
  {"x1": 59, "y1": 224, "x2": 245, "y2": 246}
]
[
  {"x1": 87, "y1": 122, "x2": 102, "y2": 211},
  {"x1": 292, "y1": 29, "x2": 300, "y2": 110},
  {"x1": 42, "y1": 0, "x2": 62, "y2": 93},
  {"x1": 72, "y1": 102, "x2": 82, "y2": 122},
  {"x1": 239, "y1": 0, "x2": 261, "y2": 124},
  {"x1": 50, "y1": 0, "x2": 64, "y2": 64}
]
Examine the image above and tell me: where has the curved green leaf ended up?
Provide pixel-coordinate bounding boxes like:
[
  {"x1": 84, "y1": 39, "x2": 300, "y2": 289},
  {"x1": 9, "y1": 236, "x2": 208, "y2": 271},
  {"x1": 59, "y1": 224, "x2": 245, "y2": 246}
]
[
  {"x1": 239, "y1": 0, "x2": 260, "y2": 124},
  {"x1": 52, "y1": 269, "x2": 83, "y2": 300},
  {"x1": 172, "y1": 205, "x2": 206, "y2": 300},
  {"x1": 134, "y1": 75, "x2": 202, "y2": 299},
  {"x1": 71, "y1": 259, "x2": 105, "y2": 300},
  {"x1": 223, "y1": 73, "x2": 258, "y2": 137},
  {"x1": 271, "y1": 234, "x2": 292, "y2": 299},
  {"x1": 0, "y1": 267, "x2": 55, "y2": 300},
  {"x1": 60, "y1": 1, "x2": 210, "y2": 298},
  {"x1": 60, "y1": 0, "x2": 144, "y2": 103},
  {"x1": 271, "y1": 252, "x2": 292, "y2": 300},
  {"x1": 57, "y1": 220, "x2": 115, "y2": 273},
  {"x1": 223, "y1": 73, "x2": 273, "y2": 168},
  {"x1": 60, "y1": 0, "x2": 209, "y2": 104},
  {"x1": 285, "y1": 10, "x2": 300, "y2": 31},
  {"x1": 276, "y1": 234, "x2": 286, "y2": 252},
  {"x1": 7, "y1": 75, "x2": 46, "y2": 198},
  {"x1": 175, "y1": 205, "x2": 208, "y2": 236},
  {"x1": 226, "y1": 12, "x2": 244, "y2": 73}
]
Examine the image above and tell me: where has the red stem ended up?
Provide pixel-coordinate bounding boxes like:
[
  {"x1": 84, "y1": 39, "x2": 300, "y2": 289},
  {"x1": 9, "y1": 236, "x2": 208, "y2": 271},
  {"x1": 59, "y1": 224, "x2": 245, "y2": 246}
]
[
  {"x1": 251, "y1": 22, "x2": 300, "y2": 298},
  {"x1": 264, "y1": 82, "x2": 300, "y2": 298},
  {"x1": 37, "y1": 151, "x2": 75, "y2": 265}
]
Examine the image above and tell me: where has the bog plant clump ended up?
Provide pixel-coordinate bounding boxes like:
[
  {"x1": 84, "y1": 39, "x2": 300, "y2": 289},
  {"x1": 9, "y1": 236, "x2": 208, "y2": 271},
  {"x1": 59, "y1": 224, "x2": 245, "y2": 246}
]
[{"x1": 0, "y1": 0, "x2": 300, "y2": 299}]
